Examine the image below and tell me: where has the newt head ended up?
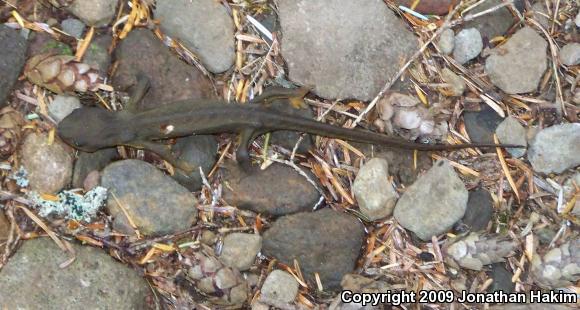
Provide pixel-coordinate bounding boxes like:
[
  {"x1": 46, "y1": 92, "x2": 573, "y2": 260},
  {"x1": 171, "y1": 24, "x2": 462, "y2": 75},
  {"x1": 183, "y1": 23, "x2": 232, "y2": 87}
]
[{"x1": 57, "y1": 107, "x2": 135, "y2": 152}]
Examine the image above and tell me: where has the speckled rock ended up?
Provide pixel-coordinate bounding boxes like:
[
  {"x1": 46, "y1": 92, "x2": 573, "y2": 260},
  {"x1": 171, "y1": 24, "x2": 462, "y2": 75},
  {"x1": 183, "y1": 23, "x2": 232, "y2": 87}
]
[
  {"x1": 496, "y1": 116, "x2": 527, "y2": 158},
  {"x1": 485, "y1": 27, "x2": 547, "y2": 94},
  {"x1": 66, "y1": 0, "x2": 118, "y2": 27},
  {"x1": 276, "y1": 0, "x2": 417, "y2": 100},
  {"x1": 154, "y1": 0, "x2": 234, "y2": 73},
  {"x1": 437, "y1": 28, "x2": 455, "y2": 55},
  {"x1": 394, "y1": 160, "x2": 468, "y2": 241},
  {"x1": 0, "y1": 238, "x2": 150, "y2": 308},
  {"x1": 219, "y1": 233, "x2": 262, "y2": 271},
  {"x1": 222, "y1": 162, "x2": 320, "y2": 216},
  {"x1": 353, "y1": 158, "x2": 398, "y2": 221},
  {"x1": 262, "y1": 209, "x2": 365, "y2": 290},
  {"x1": 48, "y1": 95, "x2": 82, "y2": 124},
  {"x1": 453, "y1": 28, "x2": 483, "y2": 64},
  {"x1": 101, "y1": 159, "x2": 198, "y2": 236},
  {"x1": 20, "y1": 133, "x2": 73, "y2": 194},
  {"x1": 559, "y1": 43, "x2": 580, "y2": 66},
  {"x1": 112, "y1": 29, "x2": 215, "y2": 110},
  {"x1": 0, "y1": 25, "x2": 28, "y2": 107},
  {"x1": 527, "y1": 123, "x2": 580, "y2": 174},
  {"x1": 261, "y1": 270, "x2": 299, "y2": 303}
]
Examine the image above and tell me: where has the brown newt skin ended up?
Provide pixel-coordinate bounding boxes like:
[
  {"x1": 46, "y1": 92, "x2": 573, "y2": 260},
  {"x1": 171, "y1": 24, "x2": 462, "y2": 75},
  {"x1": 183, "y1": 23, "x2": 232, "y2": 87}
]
[{"x1": 57, "y1": 78, "x2": 522, "y2": 172}]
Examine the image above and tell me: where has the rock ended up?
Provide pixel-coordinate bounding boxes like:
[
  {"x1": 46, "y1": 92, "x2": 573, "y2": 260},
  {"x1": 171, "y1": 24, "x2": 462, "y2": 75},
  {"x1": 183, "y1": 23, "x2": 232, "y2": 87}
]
[
  {"x1": 531, "y1": 239, "x2": 580, "y2": 288},
  {"x1": 559, "y1": 43, "x2": 580, "y2": 66},
  {"x1": 441, "y1": 68, "x2": 465, "y2": 96},
  {"x1": 444, "y1": 233, "x2": 516, "y2": 270},
  {"x1": 112, "y1": 29, "x2": 215, "y2": 110},
  {"x1": 464, "y1": 104, "x2": 503, "y2": 146},
  {"x1": 464, "y1": 0, "x2": 517, "y2": 39},
  {"x1": 66, "y1": 0, "x2": 118, "y2": 27},
  {"x1": 170, "y1": 135, "x2": 217, "y2": 191},
  {"x1": 277, "y1": 0, "x2": 417, "y2": 101},
  {"x1": 48, "y1": 95, "x2": 82, "y2": 123},
  {"x1": 61, "y1": 18, "x2": 85, "y2": 38},
  {"x1": 199, "y1": 230, "x2": 217, "y2": 245},
  {"x1": 437, "y1": 28, "x2": 455, "y2": 55},
  {"x1": 262, "y1": 209, "x2": 365, "y2": 290},
  {"x1": 496, "y1": 116, "x2": 527, "y2": 158},
  {"x1": 394, "y1": 0, "x2": 452, "y2": 15},
  {"x1": 72, "y1": 148, "x2": 118, "y2": 188},
  {"x1": 576, "y1": 11, "x2": 580, "y2": 27},
  {"x1": 0, "y1": 211, "x2": 9, "y2": 252},
  {"x1": 222, "y1": 162, "x2": 320, "y2": 216},
  {"x1": 0, "y1": 238, "x2": 150, "y2": 308},
  {"x1": 101, "y1": 159, "x2": 198, "y2": 236},
  {"x1": 20, "y1": 133, "x2": 73, "y2": 194},
  {"x1": 267, "y1": 97, "x2": 314, "y2": 153},
  {"x1": 462, "y1": 189, "x2": 494, "y2": 232},
  {"x1": 83, "y1": 34, "x2": 112, "y2": 73},
  {"x1": 453, "y1": 28, "x2": 482, "y2": 64},
  {"x1": 261, "y1": 270, "x2": 299, "y2": 303},
  {"x1": 26, "y1": 32, "x2": 73, "y2": 57},
  {"x1": 527, "y1": 123, "x2": 580, "y2": 174},
  {"x1": 334, "y1": 274, "x2": 389, "y2": 309},
  {"x1": 0, "y1": 25, "x2": 28, "y2": 106},
  {"x1": 154, "y1": 0, "x2": 234, "y2": 73},
  {"x1": 353, "y1": 158, "x2": 398, "y2": 221},
  {"x1": 219, "y1": 232, "x2": 262, "y2": 271},
  {"x1": 487, "y1": 263, "x2": 515, "y2": 293},
  {"x1": 485, "y1": 27, "x2": 548, "y2": 94},
  {"x1": 531, "y1": 2, "x2": 550, "y2": 29},
  {"x1": 394, "y1": 160, "x2": 468, "y2": 241}
]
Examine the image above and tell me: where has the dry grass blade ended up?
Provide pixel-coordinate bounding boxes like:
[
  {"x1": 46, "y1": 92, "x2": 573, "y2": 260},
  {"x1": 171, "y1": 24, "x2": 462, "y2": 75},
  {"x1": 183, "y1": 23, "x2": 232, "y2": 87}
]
[
  {"x1": 110, "y1": 191, "x2": 142, "y2": 238},
  {"x1": 494, "y1": 134, "x2": 520, "y2": 202}
]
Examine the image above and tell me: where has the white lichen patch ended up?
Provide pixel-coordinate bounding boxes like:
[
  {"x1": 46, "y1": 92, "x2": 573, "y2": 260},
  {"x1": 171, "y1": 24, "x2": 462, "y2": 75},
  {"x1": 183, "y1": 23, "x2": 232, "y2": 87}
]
[{"x1": 28, "y1": 186, "x2": 108, "y2": 222}]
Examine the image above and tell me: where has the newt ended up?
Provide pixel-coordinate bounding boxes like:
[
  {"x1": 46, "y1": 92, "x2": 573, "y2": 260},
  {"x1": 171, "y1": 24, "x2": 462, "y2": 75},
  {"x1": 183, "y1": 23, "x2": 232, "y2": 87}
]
[{"x1": 57, "y1": 76, "x2": 522, "y2": 173}]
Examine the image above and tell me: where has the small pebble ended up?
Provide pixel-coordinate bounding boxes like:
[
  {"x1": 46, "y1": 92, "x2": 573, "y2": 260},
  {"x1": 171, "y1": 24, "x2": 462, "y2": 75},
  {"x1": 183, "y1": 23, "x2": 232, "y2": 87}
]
[
  {"x1": 48, "y1": 95, "x2": 82, "y2": 124},
  {"x1": 61, "y1": 18, "x2": 85, "y2": 39},
  {"x1": 66, "y1": 0, "x2": 118, "y2": 27},
  {"x1": 441, "y1": 68, "x2": 465, "y2": 96},
  {"x1": 219, "y1": 233, "x2": 262, "y2": 271},
  {"x1": 495, "y1": 116, "x2": 527, "y2": 158},
  {"x1": 353, "y1": 158, "x2": 398, "y2": 221},
  {"x1": 453, "y1": 28, "x2": 482, "y2": 64},
  {"x1": 559, "y1": 43, "x2": 580, "y2": 66},
  {"x1": 394, "y1": 160, "x2": 468, "y2": 241},
  {"x1": 20, "y1": 133, "x2": 73, "y2": 194},
  {"x1": 261, "y1": 270, "x2": 299, "y2": 303},
  {"x1": 527, "y1": 123, "x2": 580, "y2": 174},
  {"x1": 437, "y1": 28, "x2": 455, "y2": 55}
]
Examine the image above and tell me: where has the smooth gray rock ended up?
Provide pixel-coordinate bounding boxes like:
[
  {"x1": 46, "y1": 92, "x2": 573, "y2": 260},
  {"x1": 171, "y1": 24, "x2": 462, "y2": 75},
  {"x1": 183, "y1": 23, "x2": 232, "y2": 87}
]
[
  {"x1": 496, "y1": 116, "x2": 527, "y2": 158},
  {"x1": 487, "y1": 263, "x2": 515, "y2": 294},
  {"x1": 394, "y1": 160, "x2": 468, "y2": 241},
  {"x1": 263, "y1": 209, "x2": 365, "y2": 291},
  {"x1": 66, "y1": 0, "x2": 118, "y2": 27},
  {"x1": 453, "y1": 28, "x2": 482, "y2": 64},
  {"x1": 464, "y1": 104, "x2": 503, "y2": 146},
  {"x1": 48, "y1": 95, "x2": 81, "y2": 123},
  {"x1": 531, "y1": 2, "x2": 550, "y2": 29},
  {"x1": 560, "y1": 43, "x2": 580, "y2": 66},
  {"x1": 101, "y1": 159, "x2": 198, "y2": 236},
  {"x1": 277, "y1": 0, "x2": 417, "y2": 101},
  {"x1": 0, "y1": 238, "x2": 150, "y2": 309},
  {"x1": 154, "y1": 0, "x2": 234, "y2": 73},
  {"x1": 261, "y1": 270, "x2": 299, "y2": 303},
  {"x1": 485, "y1": 27, "x2": 547, "y2": 94},
  {"x1": 61, "y1": 18, "x2": 85, "y2": 38},
  {"x1": 527, "y1": 123, "x2": 580, "y2": 174},
  {"x1": 170, "y1": 135, "x2": 217, "y2": 191},
  {"x1": 353, "y1": 158, "x2": 398, "y2": 221},
  {"x1": 0, "y1": 25, "x2": 28, "y2": 107},
  {"x1": 437, "y1": 28, "x2": 455, "y2": 55},
  {"x1": 20, "y1": 133, "x2": 73, "y2": 194},
  {"x1": 219, "y1": 233, "x2": 262, "y2": 271}
]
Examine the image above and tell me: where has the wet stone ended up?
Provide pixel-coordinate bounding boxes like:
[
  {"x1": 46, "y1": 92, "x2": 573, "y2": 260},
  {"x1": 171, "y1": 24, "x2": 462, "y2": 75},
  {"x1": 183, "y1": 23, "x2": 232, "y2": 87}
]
[
  {"x1": 0, "y1": 25, "x2": 28, "y2": 107},
  {"x1": 170, "y1": 134, "x2": 217, "y2": 191},
  {"x1": 462, "y1": 189, "x2": 494, "y2": 232},
  {"x1": 262, "y1": 209, "x2": 365, "y2": 291}
]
